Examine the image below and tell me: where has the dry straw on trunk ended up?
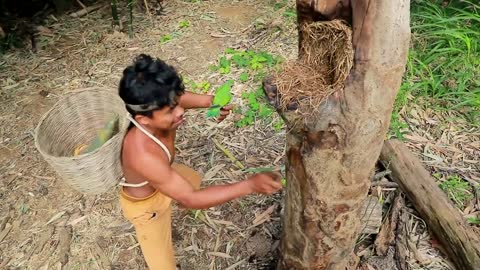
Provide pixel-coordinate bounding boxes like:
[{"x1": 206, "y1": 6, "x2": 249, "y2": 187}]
[{"x1": 275, "y1": 20, "x2": 354, "y2": 114}]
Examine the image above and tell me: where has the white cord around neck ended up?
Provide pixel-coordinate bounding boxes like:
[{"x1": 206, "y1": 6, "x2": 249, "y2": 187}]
[{"x1": 126, "y1": 114, "x2": 172, "y2": 162}]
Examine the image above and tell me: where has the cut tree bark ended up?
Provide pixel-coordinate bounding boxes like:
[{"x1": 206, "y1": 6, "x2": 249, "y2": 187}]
[
  {"x1": 264, "y1": 0, "x2": 410, "y2": 269},
  {"x1": 380, "y1": 139, "x2": 480, "y2": 270}
]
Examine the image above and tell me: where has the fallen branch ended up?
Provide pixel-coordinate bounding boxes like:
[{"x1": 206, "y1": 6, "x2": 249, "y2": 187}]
[
  {"x1": 373, "y1": 170, "x2": 392, "y2": 181},
  {"x1": 70, "y1": 4, "x2": 104, "y2": 18},
  {"x1": 380, "y1": 139, "x2": 480, "y2": 270},
  {"x1": 212, "y1": 138, "x2": 245, "y2": 169}
]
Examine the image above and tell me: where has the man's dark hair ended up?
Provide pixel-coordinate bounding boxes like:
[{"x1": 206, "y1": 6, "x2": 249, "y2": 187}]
[{"x1": 119, "y1": 54, "x2": 185, "y2": 118}]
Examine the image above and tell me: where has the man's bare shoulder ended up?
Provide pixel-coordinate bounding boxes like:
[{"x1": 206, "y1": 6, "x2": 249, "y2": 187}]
[{"x1": 122, "y1": 129, "x2": 170, "y2": 173}]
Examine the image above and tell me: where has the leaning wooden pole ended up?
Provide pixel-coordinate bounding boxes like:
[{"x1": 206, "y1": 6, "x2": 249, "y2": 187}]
[
  {"x1": 263, "y1": 1, "x2": 411, "y2": 269},
  {"x1": 381, "y1": 140, "x2": 480, "y2": 270}
]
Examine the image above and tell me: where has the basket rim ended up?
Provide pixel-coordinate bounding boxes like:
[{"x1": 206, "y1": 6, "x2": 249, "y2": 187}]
[{"x1": 34, "y1": 88, "x2": 130, "y2": 160}]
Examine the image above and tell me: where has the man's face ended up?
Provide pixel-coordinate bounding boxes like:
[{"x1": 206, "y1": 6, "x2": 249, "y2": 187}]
[
  {"x1": 150, "y1": 104, "x2": 185, "y2": 130},
  {"x1": 136, "y1": 93, "x2": 185, "y2": 130}
]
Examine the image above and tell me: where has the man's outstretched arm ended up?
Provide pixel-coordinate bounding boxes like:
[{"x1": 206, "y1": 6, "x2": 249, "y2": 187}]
[{"x1": 178, "y1": 91, "x2": 213, "y2": 109}]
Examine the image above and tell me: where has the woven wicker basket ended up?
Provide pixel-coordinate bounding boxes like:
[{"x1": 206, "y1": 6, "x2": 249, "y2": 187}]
[{"x1": 35, "y1": 88, "x2": 130, "y2": 195}]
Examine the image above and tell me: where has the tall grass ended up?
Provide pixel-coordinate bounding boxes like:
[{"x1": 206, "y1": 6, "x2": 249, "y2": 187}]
[{"x1": 391, "y1": 0, "x2": 480, "y2": 137}]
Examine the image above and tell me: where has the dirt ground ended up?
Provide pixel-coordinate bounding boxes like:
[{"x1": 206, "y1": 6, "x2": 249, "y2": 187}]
[{"x1": 0, "y1": 0, "x2": 477, "y2": 269}]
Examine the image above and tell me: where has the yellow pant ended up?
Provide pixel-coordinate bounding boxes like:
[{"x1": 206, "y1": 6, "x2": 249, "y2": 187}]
[{"x1": 119, "y1": 164, "x2": 202, "y2": 270}]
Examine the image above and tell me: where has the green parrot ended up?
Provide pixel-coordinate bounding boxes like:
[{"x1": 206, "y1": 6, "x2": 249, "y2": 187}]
[
  {"x1": 74, "y1": 114, "x2": 119, "y2": 156},
  {"x1": 207, "y1": 80, "x2": 234, "y2": 118}
]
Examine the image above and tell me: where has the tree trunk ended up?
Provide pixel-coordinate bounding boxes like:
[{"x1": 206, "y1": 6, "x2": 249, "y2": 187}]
[{"x1": 263, "y1": 1, "x2": 411, "y2": 269}]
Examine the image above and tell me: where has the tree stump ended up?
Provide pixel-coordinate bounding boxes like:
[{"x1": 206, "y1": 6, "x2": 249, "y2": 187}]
[{"x1": 263, "y1": 1, "x2": 411, "y2": 269}]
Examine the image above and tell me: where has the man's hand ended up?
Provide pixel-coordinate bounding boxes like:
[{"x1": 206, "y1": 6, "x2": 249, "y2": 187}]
[
  {"x1": 217, "y1": 104, "x2": 233, "y2": 122},
  {"x1": 247, "y1": 172, "x2": 283, "y2": 194}
]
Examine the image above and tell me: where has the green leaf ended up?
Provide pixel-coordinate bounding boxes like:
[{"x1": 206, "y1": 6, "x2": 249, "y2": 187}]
[
  {"x1": 281, "y1": 178, "x2": 287, "y2": 187},
  {"x1": 239, "y1": 72, "x2": 249, "y2": 82}
]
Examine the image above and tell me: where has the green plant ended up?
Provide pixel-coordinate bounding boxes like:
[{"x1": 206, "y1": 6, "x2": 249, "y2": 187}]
[
  {"x1": 390, "y1": 111, "x2": 408, "y2": 139},
  {"x1": 273, "y1": 119, "x2": 284, "y2": 131},
  {"x1": 239, "y1": 72, "x2": 249, "y2": 82},
  {"x1": 283, "y1": 7, "x2": 297, "y2": 18},
  {"x1": 236, "y1": 87, "x2": 274, "y2": 127},
  {"x1": 179, "y1": 20, "x2": 190, "y2": 29},
  {"x1": 467, "y1": 217, "x2": 480, "y2": 225},
  {"x1": 160, "y1": 34, "x2": 172, "y2": 43},
  {"x1": 190, "y1": 209, "x2": 204, "y2": 219},
  {"x1": 212, "y1": 49, "x2": 282, "y2": 128},
  {"x1": 196, "y1": 81, "x2": 211, "y2": 93},
  {"x1": 19, "y1": 203, "x2": 29, "y2": 214},
  {"x1": 212, "y1": 56, "x2": 231, "y2": 74},
  {"x1": 272, "y1": 0, "x2": 288, "y2": 10},
  {"x1": 439, "y1": 175, "x2": 473, "y2": 208},
  {"x1": 185, "y1": 78, "x2": 211, "y2": 93}
]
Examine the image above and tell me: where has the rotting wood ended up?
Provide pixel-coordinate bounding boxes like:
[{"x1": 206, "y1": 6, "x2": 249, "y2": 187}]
[
  {"x1": 263, "y1": 0, "x2": 411, "y2": 268},
  {"x1": 380, "y1": 139, "x2": 480, "y2": 270}
]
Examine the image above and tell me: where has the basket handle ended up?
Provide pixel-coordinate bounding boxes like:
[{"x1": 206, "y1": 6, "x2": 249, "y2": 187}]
[{"x1": 125, "y1": 114, "x2": 172, "y2": 162}]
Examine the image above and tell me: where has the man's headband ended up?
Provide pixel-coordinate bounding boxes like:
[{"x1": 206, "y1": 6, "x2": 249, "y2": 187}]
[
  {"x1": 126, "y1": 91, "x2": 178, "y2": 112},
  {"x1": 126, "y1": 103, "x2": 161, "y2": 112}
]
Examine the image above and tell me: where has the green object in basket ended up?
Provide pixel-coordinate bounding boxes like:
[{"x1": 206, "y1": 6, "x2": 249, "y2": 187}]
[
  {"x1": 74, "y1": 115, "x2": 119, "y2": 156},
  {"x1": 206, "y1": 80, "x2": 233, "y2": 118}
]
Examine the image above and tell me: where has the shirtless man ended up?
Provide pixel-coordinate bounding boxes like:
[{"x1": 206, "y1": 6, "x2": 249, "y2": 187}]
[{"x1": 118, "y1": 54, "x2": 282, "y2": 269}]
